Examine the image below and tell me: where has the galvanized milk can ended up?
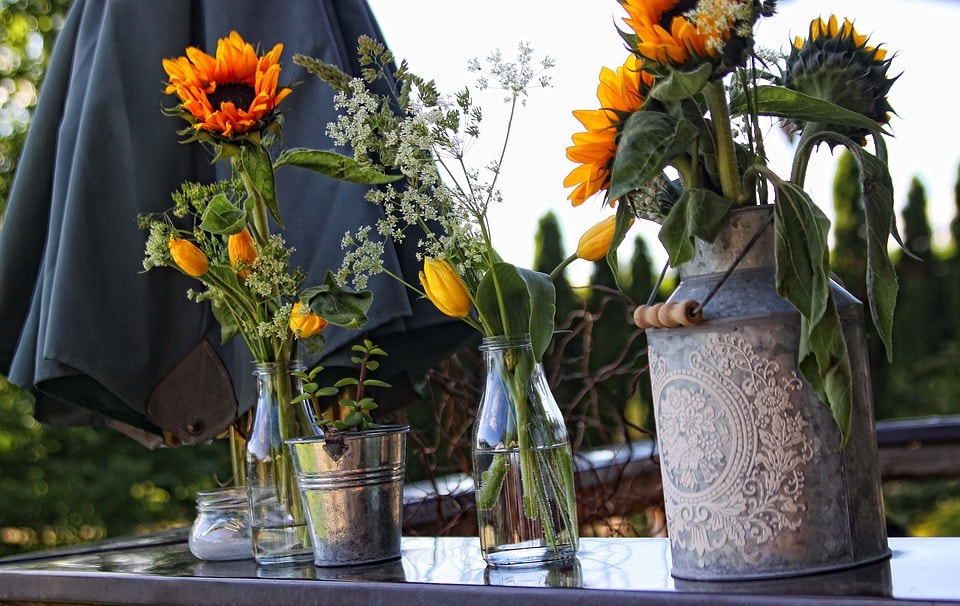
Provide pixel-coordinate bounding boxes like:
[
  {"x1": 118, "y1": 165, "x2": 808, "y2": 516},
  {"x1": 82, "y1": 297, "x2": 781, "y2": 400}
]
[{"x1": 643, "y1": 206, "x2": 890, "y2": 580}]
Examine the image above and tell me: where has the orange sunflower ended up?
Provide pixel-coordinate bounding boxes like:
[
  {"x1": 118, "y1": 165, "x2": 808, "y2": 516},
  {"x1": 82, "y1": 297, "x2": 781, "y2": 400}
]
[
  {"x1": 619, "y1": 0, "x2": 713, "y2": 67},
  {"x1": 162, "y1": 30, "x2": 292, "y2": 139},
  {"x1": 564, "y1": 54, "x2": 652, "y2": 207}
]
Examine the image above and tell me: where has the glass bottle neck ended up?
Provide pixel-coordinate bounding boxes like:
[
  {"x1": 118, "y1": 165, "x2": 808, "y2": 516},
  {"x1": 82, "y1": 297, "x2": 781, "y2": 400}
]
[{"x1": 480, "y1": 334, "x2": 533, "y2": 352}]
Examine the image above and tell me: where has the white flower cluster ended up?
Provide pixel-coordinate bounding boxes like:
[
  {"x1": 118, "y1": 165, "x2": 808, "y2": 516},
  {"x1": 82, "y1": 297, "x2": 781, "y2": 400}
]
[{"x1": 328, "y1": 42, "x2": 553, "y2": 292}]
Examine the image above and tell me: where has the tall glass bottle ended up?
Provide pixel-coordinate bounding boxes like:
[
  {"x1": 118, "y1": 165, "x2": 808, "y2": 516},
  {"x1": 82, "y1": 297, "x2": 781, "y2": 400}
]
[
  {"x1": 472, "y1": 334, "x2": 579, "y2": 567},
  {"x1": 246, "y1": 361, "x2": 313, "y2": 566}
]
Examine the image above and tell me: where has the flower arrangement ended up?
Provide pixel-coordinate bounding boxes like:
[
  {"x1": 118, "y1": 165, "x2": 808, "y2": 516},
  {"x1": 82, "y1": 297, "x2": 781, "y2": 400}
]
[
  {"x1": 139, "y1": 31, "x2": 385, "y2": 367},
  {"x1": 564, "y1": 1, "x2": 900, "y2": 443},
  {"x1": 295, "y1": 37, "x2": 614, "y2": 561}
]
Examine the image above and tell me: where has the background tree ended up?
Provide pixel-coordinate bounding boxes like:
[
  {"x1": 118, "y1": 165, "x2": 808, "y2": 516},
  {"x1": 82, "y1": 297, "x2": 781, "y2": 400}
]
[{"x1": 0, "y1": 0, "x2": 71, "y2": 217}]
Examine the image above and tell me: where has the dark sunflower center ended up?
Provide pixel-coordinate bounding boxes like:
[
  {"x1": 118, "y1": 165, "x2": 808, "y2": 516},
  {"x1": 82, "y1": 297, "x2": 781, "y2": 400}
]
[
  {"x1": 207, "y1": 82, "x2": 255, "y2": 110},
  {"x1": 660, "y1": 0, "x2": 698, "y2": 30}
]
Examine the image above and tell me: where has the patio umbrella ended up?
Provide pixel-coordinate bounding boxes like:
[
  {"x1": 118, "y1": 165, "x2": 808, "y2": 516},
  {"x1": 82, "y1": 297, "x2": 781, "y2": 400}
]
[{"x1": 0, "y1": 0, "x2": 472, "y2": 448}]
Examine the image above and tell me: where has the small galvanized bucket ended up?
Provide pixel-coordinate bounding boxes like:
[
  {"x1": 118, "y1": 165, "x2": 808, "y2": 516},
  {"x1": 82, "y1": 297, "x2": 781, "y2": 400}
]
[
  {"x1": 646, "y1": 206, "x2": 890, "y2": 580},
  {"x1": 287, "y1": 425, "x2": 408, "y2": 567}
]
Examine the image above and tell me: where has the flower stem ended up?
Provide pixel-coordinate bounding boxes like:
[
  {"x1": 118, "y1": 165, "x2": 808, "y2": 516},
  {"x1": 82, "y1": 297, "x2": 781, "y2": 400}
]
[{"x1": 703, "y1": 80, "x2": 742, "y2": 204}]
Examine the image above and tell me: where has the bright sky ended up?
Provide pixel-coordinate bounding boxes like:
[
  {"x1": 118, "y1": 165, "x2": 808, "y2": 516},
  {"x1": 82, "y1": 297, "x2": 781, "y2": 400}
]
[{"x1": 366, "y1": 0, "x2": 960, "y2": 285}]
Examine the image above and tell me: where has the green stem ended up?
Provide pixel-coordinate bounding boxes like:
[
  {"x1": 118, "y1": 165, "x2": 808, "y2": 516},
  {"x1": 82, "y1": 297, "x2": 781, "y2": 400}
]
[
  {"x1": 703, "y1": 80, "x2": 741, "y2": 204},
  {"x1": 549, "y1": 253, "x2": 577, "y2": 282}
]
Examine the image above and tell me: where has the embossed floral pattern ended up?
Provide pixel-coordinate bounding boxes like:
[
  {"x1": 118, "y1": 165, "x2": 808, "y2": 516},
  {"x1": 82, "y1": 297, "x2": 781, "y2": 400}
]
[{"x1": 651, "y1": 334, "x2": 814, "y2": 562}]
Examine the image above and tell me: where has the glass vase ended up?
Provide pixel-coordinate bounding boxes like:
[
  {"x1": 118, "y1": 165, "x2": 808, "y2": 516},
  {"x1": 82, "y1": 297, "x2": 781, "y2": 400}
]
[
  {"x1": 245, "y1": 361, "x2": 313, "y2": 566},
  {"x1": 472, "y1": 334, "x2": 579, "y2": 567}
]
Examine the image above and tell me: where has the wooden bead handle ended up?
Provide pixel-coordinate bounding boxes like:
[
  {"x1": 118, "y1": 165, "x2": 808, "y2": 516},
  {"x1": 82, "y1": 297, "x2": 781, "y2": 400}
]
[{"x1": 632, "y1": 301, "x2": 703, "y2": 329}]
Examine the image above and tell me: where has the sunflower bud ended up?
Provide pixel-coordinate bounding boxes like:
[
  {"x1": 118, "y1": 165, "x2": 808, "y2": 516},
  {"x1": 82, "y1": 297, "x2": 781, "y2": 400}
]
[
  {"x1": 419, "y1": 258, "x2": 471, "y2": 318},
  {"x1": 576, "y1": 215, "x2": 631, "y2": 261},
  {"x1": 228, "y1": 227, "x2": 257, "y2": 280},
  {"x1": 169, "y1": 238, "x2": 208, "y2": 277},
  {"x1": 289, "y1": 302, "x2": 328, "y2": 338}
]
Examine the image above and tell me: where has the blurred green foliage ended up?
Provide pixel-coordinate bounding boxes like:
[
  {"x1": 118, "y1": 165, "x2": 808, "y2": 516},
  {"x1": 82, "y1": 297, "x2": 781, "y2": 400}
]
[{"x1": 0, "y1": 0, "x2": 72, "y2": 217}]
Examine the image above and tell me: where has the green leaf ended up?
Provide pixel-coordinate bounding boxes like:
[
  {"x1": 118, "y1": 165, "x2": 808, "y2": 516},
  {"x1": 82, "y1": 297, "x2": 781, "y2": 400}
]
[
  {"x1": 300, "y1": 271, "x2": 372, "y2": 329},
  {"x1": 334, "y1": 377, "x2": 359, "y2": 387},
  {"x1": 772, "y1": 181, "x2": 853, "y2": 444},
  {"x1": 198, "y1": 193, "x2": 246, "y2": 235},
  {"x1": 772, "y1": 182, "x2": 831, "y2": 324},
  {"x1": 365, "y1": 360, "x2": 380, "y2": 371},
  {"x1": 316, "y1": 387, "x2": 339, "y2": 397},
  {"x1": 609, "y1": 112, "x2": 698, "y2": 202},
  {"x1": 356, "y1": 398, "x2": 378, "y2": 410},
  {"x1": 658, "y1": 188, "x2": 733, "y2": 266},
  {"x1": 732, "y1": 85, "x2": 884, "y2": 135},
  {"x1": 343, "y1": 411, "x2": 364, "y2": 428},
  {"x1": 274, "y1": 148, "x2": 402, "y2": 185},
  {"x1": 797, "y1": 294, "x2": 853, "y2": 446},
  {"x1": 362, "y1": 379, "x2": 392, "y2": 388},
  {"x1": 206, "y1": 265, "x2": 243, "y2": 343},
  {"x1": 240, "y1": 144, "x2": 281, "y2": 227},
  {"x1": 848, "y1": 149, "x2": 899, "y2": 361},
  {"x1": 475, "y1": 263, "x2": 556, "y2": 361},
  {"x1": 649, "y1": 62, "x2": 713, "y2": 102}
]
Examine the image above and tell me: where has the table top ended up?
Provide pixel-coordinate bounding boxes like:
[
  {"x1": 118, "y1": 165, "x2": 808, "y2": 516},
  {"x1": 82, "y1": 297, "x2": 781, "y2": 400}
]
[{"x1": 0, "y1": 532, "x2": 958, "y2": 605}]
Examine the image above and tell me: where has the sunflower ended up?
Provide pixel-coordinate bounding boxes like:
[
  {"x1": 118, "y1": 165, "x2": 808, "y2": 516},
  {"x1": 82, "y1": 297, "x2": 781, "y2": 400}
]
[
  {"x1": 620, "y1": 0, "x2": 759, "y2": 75},
  {"x1": 162, "y1": 30, "x2": 292, "y2": 140},
  {"x1": 620, "y1": 0, "x2": 714, "y2": 68},
  {"x1": 564, "y1": 55, "x2": 652, "y2": 206},
  {"x1": 783, "y1": 15, "x2": 896, "y2": 144}
]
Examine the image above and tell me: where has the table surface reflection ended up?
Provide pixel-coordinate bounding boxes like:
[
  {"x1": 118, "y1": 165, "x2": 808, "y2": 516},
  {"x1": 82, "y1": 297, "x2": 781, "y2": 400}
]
[{"x1": 0, "y1": 534, "x2": 958, "y2": 605}]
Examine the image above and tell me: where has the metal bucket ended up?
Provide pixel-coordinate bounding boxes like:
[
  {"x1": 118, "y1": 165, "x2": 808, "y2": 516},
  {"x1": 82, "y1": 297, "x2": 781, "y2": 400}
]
[
  {"x1": 286, "y1": 425, "x2": 408, "y2": 567},
  {"x1": 646, "y1": 206, "x2": 890, "y2": 580}
]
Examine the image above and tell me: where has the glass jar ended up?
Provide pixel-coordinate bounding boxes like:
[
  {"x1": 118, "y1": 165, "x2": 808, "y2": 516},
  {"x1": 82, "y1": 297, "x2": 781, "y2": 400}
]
[
  {"x1": 472, "y1": 334, "x2": 579, "y2": 567},
  {"x1": 245, "y1": 361, "x2": 313, "y2": 566},
  {"x1": 188, "y1": 487, "x2": 252, "y2": 561}
]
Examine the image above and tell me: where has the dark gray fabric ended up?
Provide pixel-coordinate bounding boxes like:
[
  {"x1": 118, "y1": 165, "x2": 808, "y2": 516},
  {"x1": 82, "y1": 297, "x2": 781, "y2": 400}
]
[{"x1": 0, "y1": 0, "x2": 472, "y2": 446}]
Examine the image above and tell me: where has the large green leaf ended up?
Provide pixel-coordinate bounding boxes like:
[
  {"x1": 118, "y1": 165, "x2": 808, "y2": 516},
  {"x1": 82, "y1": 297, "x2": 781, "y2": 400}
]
[
  {"x1": 240, "y1": 144, "x2": 281, "y2": 227},
  {"x1": 649, "y1": 62, "x2": 713, "y2": 103},
  {"x1": 475, "y1": 263, "x2": 556, "y2": 361},
  {"x1": 658, "y1": 188, "x2": 733, "y2": 267},
  {"x1": 773, "y1": 181, "x2": 852, "y2": 444},
  {"x1": 849, "y1": 148, "x2": 899, "y2": 362},
  {"x1": 609, "y1": 111, "x2": 698, "y2": 202},
  {"x1": 198, "y1": 193, "x2": 246, "y2": 235},
  {"x1": 274, "y1": 148, "x2": 402, "y2": 185},
  {"x1": 732, "y1": 85, "x2": 884, "y2": 135},
  {"x1": 300, "y1": 272, "x2": 372, "y2": 329},
  {"x1": 797, "y1": 294, "x2": 853, "y2": 446}
]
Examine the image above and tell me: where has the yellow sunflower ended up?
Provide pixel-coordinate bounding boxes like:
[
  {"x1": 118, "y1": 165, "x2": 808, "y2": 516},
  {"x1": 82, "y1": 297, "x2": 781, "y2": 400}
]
[
  {"x1": 162, "y1": 30, "x2": 292, "y2": 139},
  {"x1": 564, "y1": 55, "x2": 651, "y2": 207}
]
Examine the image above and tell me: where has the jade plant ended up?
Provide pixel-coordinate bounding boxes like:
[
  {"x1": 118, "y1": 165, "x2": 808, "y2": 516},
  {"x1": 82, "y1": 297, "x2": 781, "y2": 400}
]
[{"x1": 292, "y1": 339, "x2": 390, "y2": 432}]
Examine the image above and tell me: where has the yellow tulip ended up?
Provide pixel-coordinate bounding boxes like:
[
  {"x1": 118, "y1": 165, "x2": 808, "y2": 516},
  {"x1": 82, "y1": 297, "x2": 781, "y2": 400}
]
[
  {"x1": 228, "y1": 227, "x2": 257, "y2": 279},
  {"x1": 419, "y1": 258, "x2": 471, "y2": 318},
  {"x1": 169, "y1": 238, "x2": 209, "y2": 277},
  {"x1": 576, "y1": 215, "x2": 632, "y2": 262},
  {"x1": 289, "y1": 302, "x2": 327, "y2": 338}
]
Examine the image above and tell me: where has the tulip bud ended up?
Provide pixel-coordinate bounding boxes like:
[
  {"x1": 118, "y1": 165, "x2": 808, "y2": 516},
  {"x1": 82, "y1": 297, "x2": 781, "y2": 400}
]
[
  {"x1": 419, "y1": 258, "x2": 471, "y2": 318},
  {"x1": 169, "y1": 238, "x2": 209, "y2": 277},
  {"x1": 289, "y1": 301, "x2": 328, "y2": 338},
  {"x1": 576, "y1": 215, "x2": 632, "y2": 261},
  {"x1": 228, "y1": 227, "x2": 257, "y2": 280}
]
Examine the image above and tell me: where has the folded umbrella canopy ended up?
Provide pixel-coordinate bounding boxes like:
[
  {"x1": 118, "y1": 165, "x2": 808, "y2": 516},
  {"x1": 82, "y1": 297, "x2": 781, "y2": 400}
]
[{"x1": 0, "y1": 0, "x2": 472, "y2": 447}]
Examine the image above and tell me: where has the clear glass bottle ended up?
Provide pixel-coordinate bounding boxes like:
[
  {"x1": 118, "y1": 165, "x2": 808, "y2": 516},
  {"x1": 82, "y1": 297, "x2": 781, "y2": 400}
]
[
  {"x1": 188, "y1": 487, "x2": 252, "y2": 561},
  {"x1": 472, "y1": 334, "x2": 579, "y2": 567},
  {"x1": 245, "y1": 361, "x2": 313, "y2": 566}
]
